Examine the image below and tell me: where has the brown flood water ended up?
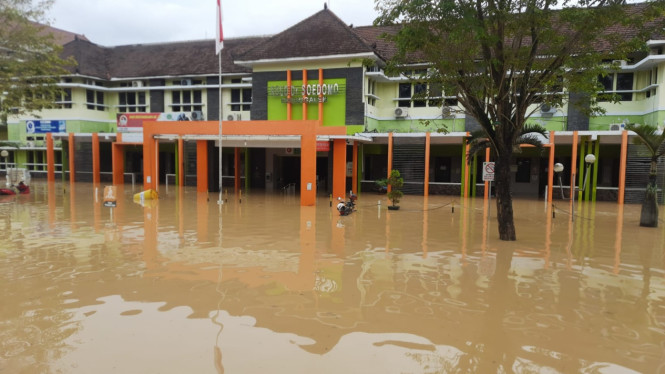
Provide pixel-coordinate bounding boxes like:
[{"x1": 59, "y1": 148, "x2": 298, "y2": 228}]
[{"x1": 1, "y1": 182, "x2": 664, "y2": 373}]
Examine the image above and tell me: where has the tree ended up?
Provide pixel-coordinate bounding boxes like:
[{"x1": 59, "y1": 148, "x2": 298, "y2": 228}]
[
  {"x1": 0, "y1": 0, "x2": 73, "y2": 126},
  {"x1": 625, "y1": 123, "x2": 665, "y2": 227},
  {"x1": 376, "y1": 0, "x2": 665, "y2": 240}
]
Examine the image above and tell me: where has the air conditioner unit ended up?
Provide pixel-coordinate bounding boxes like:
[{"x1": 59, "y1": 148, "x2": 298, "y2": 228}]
[
  {"x1": 191, "y1": 111, "x2": 204, "y2": 121},
  {"x1": 180, "y1": 79, "x2": 192, "y2": 86},
  {"x1": 131, "y1": 80, "x2": 143, "y2": 88},
  {"x1": 540, "y1": 103, "x2": 556, "y2": 114},
  {"x1": 609, "y1": 123, "x2": 625, "y2": 131},
  {"x1": 394, "y1": 107, "x2": 408, "y2": 118},
  {"x1": 442, "y1": 106, "x2": 455, "y2": 118}
]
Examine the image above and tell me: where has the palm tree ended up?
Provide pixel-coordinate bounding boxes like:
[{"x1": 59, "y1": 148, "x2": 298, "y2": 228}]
[
  {"x1": 624, "y1": 124, "x2": 665, "y2": 227},
  {"x1": 466, "y1": 124, "x2": 548, "y2": 235}
]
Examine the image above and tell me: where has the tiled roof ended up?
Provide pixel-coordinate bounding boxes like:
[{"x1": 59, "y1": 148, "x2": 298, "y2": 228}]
[
  {"x1": 237, "y1": 7, "x2": 375, "y2": 62},
  {"x1": 31, "y1": 22, "x2": 89, "y2": 45},
  {"x1": 61, "y1": 36, "x2": 268, "y2": 79}
]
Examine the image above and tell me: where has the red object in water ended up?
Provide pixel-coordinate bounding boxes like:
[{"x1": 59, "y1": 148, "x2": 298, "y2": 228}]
[{"x1": 0, "y1": 183, "x2": 30, "y2": 195}]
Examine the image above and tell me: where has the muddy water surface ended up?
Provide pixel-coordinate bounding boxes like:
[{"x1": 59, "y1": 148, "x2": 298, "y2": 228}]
[{"x1": 1, "y1": 182, "x2": 664, "y2": 373}]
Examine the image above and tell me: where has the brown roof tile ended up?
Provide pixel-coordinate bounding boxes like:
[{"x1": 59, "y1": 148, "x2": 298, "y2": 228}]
[{"x1": 237, "y1": 7, "x2": 375, "y2": 62}]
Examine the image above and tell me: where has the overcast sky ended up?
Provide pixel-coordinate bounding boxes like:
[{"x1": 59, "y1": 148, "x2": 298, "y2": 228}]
[{"x1": 48, "y1": 0, "x2": 381, "y2": 46}]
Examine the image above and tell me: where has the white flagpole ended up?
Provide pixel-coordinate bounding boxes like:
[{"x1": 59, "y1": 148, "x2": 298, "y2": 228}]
[
  {"x1": 218, "y1": 50, "x2": 223, "y2": 205},
  {"x1": 216, "y1": 0, "x2": 223, "y2": 205}
]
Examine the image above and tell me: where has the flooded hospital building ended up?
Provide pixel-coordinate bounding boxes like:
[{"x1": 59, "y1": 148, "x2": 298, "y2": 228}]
[
  {"x1": 1, "y1": 5, "x2": 664, "y2": 206},
  {"x1": 3, "y1": 3, "x2": 665, "y2": 374}
]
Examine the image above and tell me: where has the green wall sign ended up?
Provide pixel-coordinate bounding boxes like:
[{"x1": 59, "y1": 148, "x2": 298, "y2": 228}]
[{"x1": 267, "y1": 79, "x2": 346, "y2": 127}]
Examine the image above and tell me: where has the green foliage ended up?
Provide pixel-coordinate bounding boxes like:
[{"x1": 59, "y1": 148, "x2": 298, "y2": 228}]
[
  {"x1": 377, "y1": 169, "x2": 404, "y2": 206},
  {"x1": 375, "y1": 0, "x2": 665, "y2": 155},
  {"x1": 0, "y1": 0, "x2": 75, "y2": 125}
]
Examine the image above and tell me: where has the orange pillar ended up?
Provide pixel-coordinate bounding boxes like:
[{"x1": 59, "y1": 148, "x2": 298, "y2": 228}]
[
  {"x1": 547, "y1": 131, "x2": 555, "y2": 204},
  {"x1": 332, "y1": 139, "x2": 347, "y2": 200},
  {"x1": 112, "y1": 134, "x2": 124, "y2": 185},
  {"x1": 424, "y1": 133, "x2": 431, "y2": 196},
  {"x1": 484, "y1": 147, "x2": 490, "y2": 200},
  {"x1": 68, "y1": 133, "x2": 76, "y2": 184},
  {"x1": 142, "y1": 133, "x2": 156, "y2": 191},
  {"x1": 463, "y1": 137, "x2": 470, "y2": 199},
  {"x1": 234, "y1": 147, "x2": 241, "y2": 193},
  {"x1": 300, "y1": 133, "x2": 317, "y2": 206},
  {"x1": 618, "y1": 130, "x2": 628, "y2": 204},
  {"x1": 92, "y1": 133, "x2": 100, "y2": 185},
  {"x1": 302, "y1": 69, "x2": 308, "y2": 120},
  {"x1": 178, "y1": 137, "x2": 184, "y2": 187},
  {"x1": 46, "y1": 132, "x2": 55, "y2": 182},
  {"x1": 196, "y1": 140, "x2": 208, "y2": 192},
  {"x1": 387, "y1": 133, "x2": 393, "y2": 193},
  {"x1": 352, "y1": 141, "x2": 358, "y2": 195}
]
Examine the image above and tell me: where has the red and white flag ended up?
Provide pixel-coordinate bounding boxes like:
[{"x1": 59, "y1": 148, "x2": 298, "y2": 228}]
[{"x1": 216, "y1": 0, "x2": 224, "y2": 54}]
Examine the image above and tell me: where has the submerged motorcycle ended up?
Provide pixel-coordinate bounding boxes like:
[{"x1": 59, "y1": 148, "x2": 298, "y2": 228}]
[{"x1": 336, "y1": 193, "x2": 357, "y2": 216}]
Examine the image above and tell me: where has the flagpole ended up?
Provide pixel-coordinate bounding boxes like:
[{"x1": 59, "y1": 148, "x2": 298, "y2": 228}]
[
  {"x1": 218, "y1": 49, "x2": 223, "y2": 205},
  {"x1": 216, "y1": 0, "x2": 224, "y2": 205}
]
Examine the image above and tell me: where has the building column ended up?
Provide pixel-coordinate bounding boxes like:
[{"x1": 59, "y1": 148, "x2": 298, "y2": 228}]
[
  {"x1": 142, "y1": 134, "x2": 156, "y2": 191},
  {"x1": 387, "y1": 133, "x2": 393, "y2": 192},
  {"x1": 234, "y1": 147, "x2": 241, "y2": 193},
  {"x1": 332, "y1": 138, "x2": 347, "y2": 200},
  {"x1": 46, "y1": 132, "x2": 55, "y2": 182},
  {"x1": 618, "y1": 130, "x2": 628, "y2": 204},
  {"x1": 112, "y1": 135, "x2": 125, "y2": 185},
  {"x1": 196, "y1": 140, "x2": 208, "y2": 193},
  {"x1": 178, "y1": 137, "x2": 184, "y2": 187},
  {"x1": 92, "y1": 133, "x2": 100, "y2": 185},
  {"x1": 591, "y1": 139, "x2": 600, "y2": 202},
  {"x1": 484, "y1": 147, "x2": 490, "y2": 200},
  {"x1": 570, "y1": 131, "x2": 579, "y2": 197},
  {"x1": 424, "y1": 133, "x2": 431, "y2": 197},
  {"x1": 68, "y1": 133, "x2": 76, "y2": 184},
  {"x1": 547, "y1": 131, "x2": 555, "y2": 204},
  {"x1": 352, "y1": 141, "x2": 358, "y2": 195},
  {"x1": 300, "y1": 134, "x2": 317, "y2": 206}
]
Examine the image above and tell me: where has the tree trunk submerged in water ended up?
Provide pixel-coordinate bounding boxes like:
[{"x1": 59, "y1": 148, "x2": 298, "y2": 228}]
[
  {"x1": 495, "y1": 154, "x2": 517, "y2": 241},
  {"x1": 640, "y1": 160, "x2": 660, "y2": 227}
]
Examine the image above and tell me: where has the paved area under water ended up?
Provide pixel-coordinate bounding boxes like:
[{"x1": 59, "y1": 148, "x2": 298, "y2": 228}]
[{"x1": 1, "y1": 182, "x2": 664, "y2": 373}]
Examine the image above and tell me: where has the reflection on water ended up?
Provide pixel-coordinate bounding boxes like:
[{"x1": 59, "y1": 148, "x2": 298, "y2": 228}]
[{"x1": 1, "y1": 182, "x2": 664, "y2": 373}]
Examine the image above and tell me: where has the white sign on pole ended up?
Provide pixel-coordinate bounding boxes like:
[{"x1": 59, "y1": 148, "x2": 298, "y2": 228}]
[{"x1": 482, "y1": 162, "x2": 495, "y2": 181}]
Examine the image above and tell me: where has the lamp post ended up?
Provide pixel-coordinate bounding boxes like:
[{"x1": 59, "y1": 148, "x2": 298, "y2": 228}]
[
  {"x1": 571, "y1": 154, "x2": 596, "y2": 222},
  {"x1": 554, "y1": 163, "x2": 564, "y2": 199},
  {"x1": 582, "y1": 154, "x2": 596, "y2": 194}
]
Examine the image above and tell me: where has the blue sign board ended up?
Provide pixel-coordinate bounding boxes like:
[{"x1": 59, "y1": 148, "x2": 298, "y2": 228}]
[{"x1": 26, "y1": 120, "x2": 66, "y2": 134}]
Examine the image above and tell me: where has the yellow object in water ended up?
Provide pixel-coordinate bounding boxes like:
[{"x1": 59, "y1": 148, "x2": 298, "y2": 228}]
[{"x1": 133, "y1": 189, "x2": 158, "y2": 202}]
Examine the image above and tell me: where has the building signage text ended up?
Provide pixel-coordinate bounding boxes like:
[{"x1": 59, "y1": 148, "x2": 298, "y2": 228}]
[{"x1": 268, "y1": 83, "x2": 342, "y2": 104}]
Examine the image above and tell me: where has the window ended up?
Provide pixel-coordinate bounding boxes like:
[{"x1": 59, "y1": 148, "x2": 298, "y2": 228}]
[
  {"x1": 119, "y1": 91, "x2": 147, "y2": 112},
  {"x1": 616, "y1": 73, "x2": 633, "y2": 101},
  {"x1": 172, "y1": 89, "x2": 202, "y2": 112},
  {"x1": 598, "y1": 72, "x2": 633, "y2": 101},
  {"x1": 366, "y1": 80, "x2": 377, "y2": 106},
  {"x1": 55, "y1": 88, "x2": 72, "y2": 109},
  {"x1": 86, "y1": 89, "x2": 105, "y2": 111},
  {"x1": 647, "y1": 68, "x2": 658, "y2": 98},
  {"x1": 230, "y1": 79, "x2": 251, "y2": 111},
  {"x1": 396, "y1": 69, "x2": 451, "y2": 108}
]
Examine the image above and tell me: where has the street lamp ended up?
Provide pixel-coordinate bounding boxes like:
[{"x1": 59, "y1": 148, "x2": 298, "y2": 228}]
[
  {"x1": 554, "y1": 163, "x2": 564, "y2": 199},
  {"x1": 582, "y1": 154, "x2": 596, "y2": 193}
]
